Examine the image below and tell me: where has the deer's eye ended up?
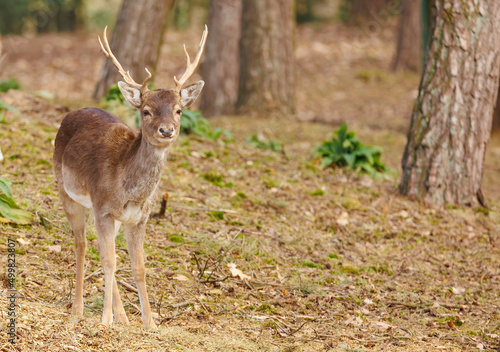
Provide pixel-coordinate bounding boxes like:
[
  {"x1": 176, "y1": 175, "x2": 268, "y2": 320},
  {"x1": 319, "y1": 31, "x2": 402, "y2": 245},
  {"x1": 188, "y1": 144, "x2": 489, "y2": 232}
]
[
  {"x1": 176, "y1": 109, "x2": 182, "y2": 115},
  {"x1": 142, "y1": 110, "x2": 150, "y2": 116}
]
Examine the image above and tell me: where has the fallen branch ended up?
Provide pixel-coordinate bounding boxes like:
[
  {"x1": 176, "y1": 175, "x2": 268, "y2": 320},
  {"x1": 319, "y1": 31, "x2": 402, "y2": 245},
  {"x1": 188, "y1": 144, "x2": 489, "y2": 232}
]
[{"x1": 118, "y1": 280, "x2": 138, "y2": 293}]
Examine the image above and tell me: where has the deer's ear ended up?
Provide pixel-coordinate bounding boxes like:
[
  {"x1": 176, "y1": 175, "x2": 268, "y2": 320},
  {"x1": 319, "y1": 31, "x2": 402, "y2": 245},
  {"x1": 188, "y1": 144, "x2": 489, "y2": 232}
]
[
  {"x1": 118, "y1": 81, "x2": 142, "y2": 108},
  {"x1": 180, "y1": 81, "x2": 204, "y2": 108}
]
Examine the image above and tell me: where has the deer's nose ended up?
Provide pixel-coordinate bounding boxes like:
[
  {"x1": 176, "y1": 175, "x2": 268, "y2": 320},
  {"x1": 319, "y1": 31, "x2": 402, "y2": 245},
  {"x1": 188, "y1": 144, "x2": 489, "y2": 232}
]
[{"x1": 159, "y1": 127, "x2": 175, "y2": 138}]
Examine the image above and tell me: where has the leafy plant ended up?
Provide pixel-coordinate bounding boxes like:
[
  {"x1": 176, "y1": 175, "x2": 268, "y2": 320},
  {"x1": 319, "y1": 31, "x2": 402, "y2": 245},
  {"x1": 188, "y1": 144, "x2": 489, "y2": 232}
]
[
  {"x1": 0, "y1": 78, "x2": 21, "y2": 93},
  {"x1": 102, "y1": 84, "x2": 126, "y2": 104},
  {"x1": 181, "y1": 109, "x2": 233, "y2": 142},
  {"x1": 315, "y1": 123, "x2": 392, "y2": 178},
  {"x1": 0, "y1": 177, "x2": 32, "y2": 224},
  {"x1": 246, "y1": 135, "x2": 283, "y2": 152}
]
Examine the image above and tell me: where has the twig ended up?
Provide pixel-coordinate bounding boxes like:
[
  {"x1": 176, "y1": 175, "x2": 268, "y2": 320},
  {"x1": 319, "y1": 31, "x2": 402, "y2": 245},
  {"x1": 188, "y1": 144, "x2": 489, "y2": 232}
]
[
  {"x1": 84, "y1": 268, "x2": 102, "y2": 280},
  {"x1": 184, "y1": 289, "x2": 209, "y2": 312},
  {"x1": 118, "y1": 280, "x2": 138, "y2": 293}
]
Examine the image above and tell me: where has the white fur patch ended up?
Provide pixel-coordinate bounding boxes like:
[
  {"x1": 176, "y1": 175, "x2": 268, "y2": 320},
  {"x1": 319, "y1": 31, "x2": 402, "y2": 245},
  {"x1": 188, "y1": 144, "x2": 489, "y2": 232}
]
[
  {"x1": 62, "y1": 165, "x2": 93, "y2": 208},
  {"x1": 114, "y1": 220, "x2": 122, "y2": 236},
  {"x1": 65, "y1": 187, "x2": 93, "y2": 209}
]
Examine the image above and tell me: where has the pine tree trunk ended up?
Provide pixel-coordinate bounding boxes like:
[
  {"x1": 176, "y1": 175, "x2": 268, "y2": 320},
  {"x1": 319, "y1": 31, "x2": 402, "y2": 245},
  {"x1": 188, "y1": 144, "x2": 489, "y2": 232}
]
[
  {"x1": 236, "y1": 0, "x2": 295, "y2": 116},
  {"x1": 199, "y1": 0, "x2": 242, "y2": 117},
  {"x1": 94, "y1": 0, "x2": 174, "y2": 100},
  {"x1": 393, "y1": 0, "x2": 421, "y2": 72},
  {"x1": 400, "y1": 0, "x2": 500, "y2": 207}
]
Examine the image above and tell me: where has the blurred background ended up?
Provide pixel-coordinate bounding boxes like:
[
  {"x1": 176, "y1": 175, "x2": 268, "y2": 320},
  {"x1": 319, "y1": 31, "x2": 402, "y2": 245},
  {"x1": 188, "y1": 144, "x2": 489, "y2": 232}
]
[
  {"x1": 0, "y1": 0, "x2": 411, "y2": 123},
  {"x1": 0, "y1": 0, "x2": 499, "y2": 199}
]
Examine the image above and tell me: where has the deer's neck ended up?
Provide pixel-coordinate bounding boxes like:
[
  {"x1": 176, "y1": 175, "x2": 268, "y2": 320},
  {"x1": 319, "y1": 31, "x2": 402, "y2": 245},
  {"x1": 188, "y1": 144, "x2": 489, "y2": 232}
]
[{"x1": 122, "y1": 134, "x2": 168, "y2": 202}]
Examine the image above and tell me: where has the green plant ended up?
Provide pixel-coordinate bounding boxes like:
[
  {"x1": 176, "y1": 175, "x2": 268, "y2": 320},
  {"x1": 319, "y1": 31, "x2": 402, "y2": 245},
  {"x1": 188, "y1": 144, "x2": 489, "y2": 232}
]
[
  {"x1": 246, "y1": 135, "x2": 283, "y2": 152},
  {"x1": 315, "y1": 123, "x2": 392, "y2": 178},
  {"x1": 181, "y1": 109, "x2": 233, "y2": 142},
  {"x1": 0, "y1": 78, "x2": 21, "y2": 93},
  {"x1": 102, "y1": 84, "x2": 126, "y2": 104},
  {"x1": 0, "y1": 177, "x2": 32, "y2": 224}
]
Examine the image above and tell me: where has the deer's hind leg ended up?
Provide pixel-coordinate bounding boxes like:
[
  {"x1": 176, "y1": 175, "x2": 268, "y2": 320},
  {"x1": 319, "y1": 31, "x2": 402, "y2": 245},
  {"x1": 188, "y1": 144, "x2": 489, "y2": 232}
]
[{"x1": 59, "y1": 190, "x2": 87, "y2": 315}]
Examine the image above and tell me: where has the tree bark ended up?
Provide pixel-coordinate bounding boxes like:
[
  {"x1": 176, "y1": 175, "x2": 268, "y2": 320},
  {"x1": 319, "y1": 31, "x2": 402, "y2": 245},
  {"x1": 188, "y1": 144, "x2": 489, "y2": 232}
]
[
  {"x1": 400, "y1": 0, "x2": 500, "y2": 207},
  {"x1": 94, "y1": 0, "x2": 174, "y2": 100},
  {"x1": 393, "y1": 0, "x2": 421, "y2": 72},
  {"x1": 199, "y1": 0, "x2": 242, "y2": 117},
  {"x1": 236, "y1": 0, "x2": 295, "y2": 116}
]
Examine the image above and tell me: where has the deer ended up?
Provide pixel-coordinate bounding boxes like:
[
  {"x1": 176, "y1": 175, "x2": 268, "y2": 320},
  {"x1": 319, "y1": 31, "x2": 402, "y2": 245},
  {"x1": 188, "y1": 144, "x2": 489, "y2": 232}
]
[{"x1": 53, "y1": 26, "x2": 208, "y2": 328}]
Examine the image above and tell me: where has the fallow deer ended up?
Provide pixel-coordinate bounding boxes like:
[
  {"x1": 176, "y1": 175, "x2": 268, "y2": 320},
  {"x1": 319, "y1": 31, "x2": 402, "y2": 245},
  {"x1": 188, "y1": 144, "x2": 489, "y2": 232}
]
[{"x1": 53, "y1": 26, "x2": 208, "y2": 328}]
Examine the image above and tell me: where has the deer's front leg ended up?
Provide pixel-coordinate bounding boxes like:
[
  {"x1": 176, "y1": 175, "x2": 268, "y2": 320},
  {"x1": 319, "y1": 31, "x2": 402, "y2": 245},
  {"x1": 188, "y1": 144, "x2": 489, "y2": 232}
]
[
  {"x1": 124, "y1": 221, "x2": 156, "y2": 329},
  {"x1": 95, "y1": 213, "x2": 117, "y2": 326}
]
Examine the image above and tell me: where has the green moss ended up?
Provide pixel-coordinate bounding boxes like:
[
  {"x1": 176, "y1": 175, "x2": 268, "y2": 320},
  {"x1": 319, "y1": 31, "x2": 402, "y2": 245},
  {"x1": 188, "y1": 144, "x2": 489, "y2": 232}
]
[
  {"x1": 311, "y1": 189, "x2": 325, "y2": 196},
  {"x1": 168, "y1": 235, "x2": 184, "y2": 243},
  {"x1": 209, "y1": 211, "x2": 224, "y2": 220},
  {"x1": 301, "y1": 261, "x2": 319, "y2": 268}
]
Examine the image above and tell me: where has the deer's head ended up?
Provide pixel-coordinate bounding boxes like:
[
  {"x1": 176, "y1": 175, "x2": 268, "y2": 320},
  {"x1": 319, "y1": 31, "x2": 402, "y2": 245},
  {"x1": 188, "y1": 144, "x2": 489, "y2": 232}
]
[{"x1": 99, "y1": 26, "x2": 207, "y2": 148}]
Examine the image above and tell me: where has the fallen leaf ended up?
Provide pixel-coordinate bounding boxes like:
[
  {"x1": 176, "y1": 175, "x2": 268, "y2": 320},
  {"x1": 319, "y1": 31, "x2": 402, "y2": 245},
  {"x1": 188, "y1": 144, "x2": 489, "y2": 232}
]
[
  {"x1": 476, "y1": 343, "x2": 484, "y2": 350},
  {"x1": 208, "y1": 288, "x2": 223, "y2": 296},
  {"x1": 17, "y1": 238, "x2": 31, "y2": 245},
  {"x1": 48, "y1": 245, "x2": 61, "y2": 252},
  {"x1": 447, "y1": 321, "x2": 456, "y2": 329},
  {"x1": 398, "y1": 210, "x2": 409, "y2": 218},
  {"x1": 452, "y1": 287, "x2": 465, "y2": 295},
  {"x1": 374, "y1": 321, "x2": 392, "y2": 330},
  {"x1": 336, "y1": 212, "x2": 349, "y2": 226},
  {"x1": 363, "y1": 298, "x2": 374, "y2": 305},
  {"x1": 173, "y1": 274, "x2": 190, "y2": 281},
  {"x1": 228, "y1": 263, "x2": 251, "y2": 281},
  {"x1": 344, "y1": 315, "x2": 363, "y2": 326}
]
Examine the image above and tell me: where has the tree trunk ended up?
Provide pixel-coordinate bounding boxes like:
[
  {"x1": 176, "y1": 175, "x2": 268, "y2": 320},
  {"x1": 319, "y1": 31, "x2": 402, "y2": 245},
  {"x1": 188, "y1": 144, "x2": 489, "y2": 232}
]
[
  {"x1": 199, "y1": 0, "x2": 242, "y2": 117},
  {"x1": 236, "y1": 0, "x2": 295, "y2": 116},
  {"x1": 393, "y1": 0, "x2": 421, "y2": 72},
  {"x1": 94, "y1": 0, "x2": 174, "y2": 100},
  {"x1": 400, "y1": 0, "x2": 500, "y2": 207}
]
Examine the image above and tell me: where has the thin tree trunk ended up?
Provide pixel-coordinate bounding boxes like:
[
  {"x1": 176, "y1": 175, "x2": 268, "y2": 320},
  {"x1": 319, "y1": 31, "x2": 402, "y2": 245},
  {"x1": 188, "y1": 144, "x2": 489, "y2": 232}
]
[
  {"x1": 237, "y1": 0, "x2": 295, "y2": 116},
  {"x1": 400, "y1": 0, "x2": 500, "y2": 207},
  {"x1": 393, "y1": 0, "x2": 421, "y2": 72},
  {"x1": 200, "y1": 0, "x2": 242, "y2": 117},
  {"x1": 94, "y1": 0, "x2": 174, "y2": 100}
]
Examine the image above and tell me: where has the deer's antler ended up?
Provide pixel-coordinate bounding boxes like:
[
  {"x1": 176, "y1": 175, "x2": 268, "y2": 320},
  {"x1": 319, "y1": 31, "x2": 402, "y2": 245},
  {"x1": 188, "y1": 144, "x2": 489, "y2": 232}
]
[
  {"x1": 98, "y1": 26, "x2": 152, "y2": 93},
  {"x1": 174, "y1": 25, "x2": 208, "y2": 93}
]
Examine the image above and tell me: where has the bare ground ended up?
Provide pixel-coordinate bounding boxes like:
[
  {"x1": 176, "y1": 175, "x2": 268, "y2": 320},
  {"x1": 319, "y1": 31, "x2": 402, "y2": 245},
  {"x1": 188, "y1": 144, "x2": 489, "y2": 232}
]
[{"x1": 1, "y1": 21, "x2": 500, "y2": 351}]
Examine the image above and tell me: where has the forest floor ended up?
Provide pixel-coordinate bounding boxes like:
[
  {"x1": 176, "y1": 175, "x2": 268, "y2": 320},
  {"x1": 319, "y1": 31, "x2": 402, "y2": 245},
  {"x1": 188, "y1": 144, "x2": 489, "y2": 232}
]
[{"x1": 1, "y1": 21, "x2": 500, "y2": 352}]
